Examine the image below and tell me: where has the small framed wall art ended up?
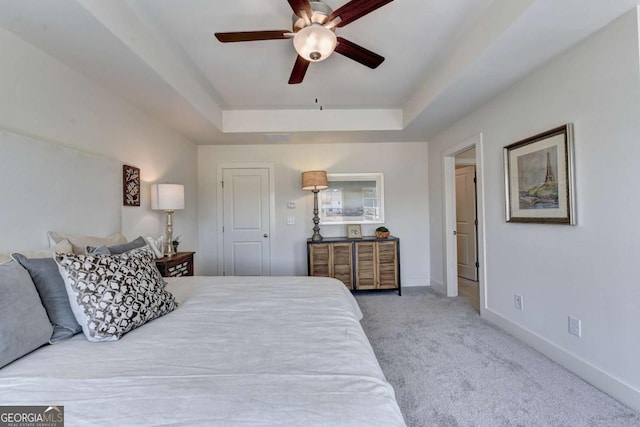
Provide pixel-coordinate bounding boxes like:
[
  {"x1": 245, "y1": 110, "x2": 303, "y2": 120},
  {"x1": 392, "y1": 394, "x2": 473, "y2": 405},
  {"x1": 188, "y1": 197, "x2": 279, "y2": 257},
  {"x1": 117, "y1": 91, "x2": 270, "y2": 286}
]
[
  {"x1": 346, "y1": 224, "x2": 362, "y2": 239},
  {"x1": 503, "y1": 124, "x2": 576, "y2": 224},
  {"x1": 123, "y1": 165, "x2": 141, "y2": 207}
]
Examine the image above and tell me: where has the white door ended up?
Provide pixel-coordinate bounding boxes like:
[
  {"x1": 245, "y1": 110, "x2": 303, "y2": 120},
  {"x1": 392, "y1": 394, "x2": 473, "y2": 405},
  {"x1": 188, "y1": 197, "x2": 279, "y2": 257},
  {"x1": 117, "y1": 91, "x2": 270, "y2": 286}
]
[
  {"x1": 455, "y1": 165, "x2": 478, "y2": 281},
  {"x1": 222, "y1": 168, "x2": 271, "y2": 276}
]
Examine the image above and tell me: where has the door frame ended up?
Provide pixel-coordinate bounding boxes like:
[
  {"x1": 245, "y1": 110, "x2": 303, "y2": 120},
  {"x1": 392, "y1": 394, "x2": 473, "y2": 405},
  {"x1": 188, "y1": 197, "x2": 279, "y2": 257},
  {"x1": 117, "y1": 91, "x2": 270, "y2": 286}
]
[
  {"x1": 442, "y1": 134, "x2": 487, "y2": 314},
  {"x1": 216, "y1": 163, "x2": 276, "y2": 276}
]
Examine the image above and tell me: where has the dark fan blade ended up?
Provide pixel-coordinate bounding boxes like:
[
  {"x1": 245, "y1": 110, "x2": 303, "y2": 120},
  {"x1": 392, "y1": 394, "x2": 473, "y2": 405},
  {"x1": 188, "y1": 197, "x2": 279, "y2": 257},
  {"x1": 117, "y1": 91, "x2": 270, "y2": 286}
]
[
  {"x1": 215, "y1": 31, "x2": 290, "y2": 43},
  {"x1": 289, "y1": 55, "x2": 310, "y2": 84},
  {"x1": 287, "y1": 0, "x2": 314, "y2": 20},
  {"x1": 335, "y1": 37, "x2": 384, "y2": 68},
  {"x1": 329, "y1": 0, "x2": 393, "y2": 27}
]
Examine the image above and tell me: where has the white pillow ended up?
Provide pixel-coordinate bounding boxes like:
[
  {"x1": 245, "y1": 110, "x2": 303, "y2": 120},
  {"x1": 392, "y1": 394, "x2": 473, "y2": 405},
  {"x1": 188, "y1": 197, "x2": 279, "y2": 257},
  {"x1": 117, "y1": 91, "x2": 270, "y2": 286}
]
[
  {"x1": 143, "y1": 236, "x2": 164, "y2": 259},
  {"x1": 48, "y1": 231, "x2": 126, "y2": 255},
  {"x1": 0, "y1": 239, "x2": 73, "y2": 264}
]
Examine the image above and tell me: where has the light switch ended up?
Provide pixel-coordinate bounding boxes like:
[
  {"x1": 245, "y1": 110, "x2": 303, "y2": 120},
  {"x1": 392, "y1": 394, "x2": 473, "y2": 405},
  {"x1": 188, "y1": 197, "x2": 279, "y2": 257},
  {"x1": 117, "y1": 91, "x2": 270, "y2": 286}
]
[
  {"x1": 287, "y1": 201, "x2": 296, "y2": 209},
  {"x1": 287, "y1": 216, "x2": 296, "y2": 225}
]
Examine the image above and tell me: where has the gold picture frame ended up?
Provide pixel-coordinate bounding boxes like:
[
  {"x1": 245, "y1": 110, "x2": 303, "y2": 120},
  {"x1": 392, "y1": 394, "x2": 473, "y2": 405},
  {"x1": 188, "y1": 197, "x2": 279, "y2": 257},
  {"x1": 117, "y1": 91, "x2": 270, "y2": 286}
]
[{"x1": 346, "y1": 224, "x2": 362, "y2": 239}]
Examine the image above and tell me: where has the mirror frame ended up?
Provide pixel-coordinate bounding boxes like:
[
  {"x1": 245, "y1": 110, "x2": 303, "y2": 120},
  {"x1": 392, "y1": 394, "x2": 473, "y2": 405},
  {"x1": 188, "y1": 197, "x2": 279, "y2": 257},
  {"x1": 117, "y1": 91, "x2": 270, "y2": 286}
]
[{"x1": 319, "y1": 173, "x2": 385, "y2": 225}]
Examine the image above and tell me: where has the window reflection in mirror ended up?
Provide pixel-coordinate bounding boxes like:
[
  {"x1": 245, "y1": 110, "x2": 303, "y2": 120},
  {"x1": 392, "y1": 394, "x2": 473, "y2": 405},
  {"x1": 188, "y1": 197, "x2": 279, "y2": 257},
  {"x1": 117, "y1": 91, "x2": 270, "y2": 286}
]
[{"x1": 319, "y1": 173, "x2": 384, "y2": 224}]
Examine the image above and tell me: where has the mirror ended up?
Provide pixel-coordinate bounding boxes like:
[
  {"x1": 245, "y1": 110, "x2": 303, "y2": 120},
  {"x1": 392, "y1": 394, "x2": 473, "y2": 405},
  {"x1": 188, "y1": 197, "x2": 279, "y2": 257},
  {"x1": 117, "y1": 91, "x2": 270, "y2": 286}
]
[{"x1": 319, "y1": 173, "x2": 384, "y2": 224}]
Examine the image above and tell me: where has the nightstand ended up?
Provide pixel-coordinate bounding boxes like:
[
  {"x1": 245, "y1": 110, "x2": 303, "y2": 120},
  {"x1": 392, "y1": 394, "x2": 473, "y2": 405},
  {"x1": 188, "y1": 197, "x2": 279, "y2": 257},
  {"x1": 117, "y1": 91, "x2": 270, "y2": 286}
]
[{"x1": 154, "y1": 252, "x2": 195, "y2": 277}]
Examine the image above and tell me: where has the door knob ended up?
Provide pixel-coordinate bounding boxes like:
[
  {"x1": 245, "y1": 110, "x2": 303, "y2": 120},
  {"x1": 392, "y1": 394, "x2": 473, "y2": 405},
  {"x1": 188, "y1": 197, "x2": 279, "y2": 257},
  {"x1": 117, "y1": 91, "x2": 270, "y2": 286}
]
[
  {"x1": 263, "y1": 234, "x2": 269, "y2": 238},
  {"x1": 453, "y1": 231, "x2": 457, "y2": 235}
]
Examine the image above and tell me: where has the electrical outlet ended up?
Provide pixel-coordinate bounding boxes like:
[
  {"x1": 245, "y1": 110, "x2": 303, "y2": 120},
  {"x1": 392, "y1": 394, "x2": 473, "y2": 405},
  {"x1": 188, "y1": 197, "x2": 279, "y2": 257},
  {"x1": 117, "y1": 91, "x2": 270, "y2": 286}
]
[
  {"x1": 514, "y1": 294, "x2": 523, "y2": 310},
  {"x1": 568, "y1": 316, "x2": 582, "y2": 337}
]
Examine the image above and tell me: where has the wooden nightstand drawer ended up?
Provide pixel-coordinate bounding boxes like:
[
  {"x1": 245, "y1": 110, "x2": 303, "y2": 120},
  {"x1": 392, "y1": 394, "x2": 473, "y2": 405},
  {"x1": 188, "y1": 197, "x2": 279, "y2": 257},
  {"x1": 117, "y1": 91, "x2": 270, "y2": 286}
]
[{"x1": 155, "y1": 252, "x2": 195, "y2": 277}]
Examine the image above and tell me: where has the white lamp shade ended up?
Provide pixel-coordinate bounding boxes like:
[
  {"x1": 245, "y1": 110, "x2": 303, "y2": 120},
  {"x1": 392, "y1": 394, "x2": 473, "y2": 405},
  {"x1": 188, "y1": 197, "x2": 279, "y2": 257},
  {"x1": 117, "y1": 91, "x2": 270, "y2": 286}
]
[
  {"x1": 293, "y1": 25, "x2": 337, "y2": 62},
  {"x1": 150, "y1": 184, "x2": 184, "y2": 210}
]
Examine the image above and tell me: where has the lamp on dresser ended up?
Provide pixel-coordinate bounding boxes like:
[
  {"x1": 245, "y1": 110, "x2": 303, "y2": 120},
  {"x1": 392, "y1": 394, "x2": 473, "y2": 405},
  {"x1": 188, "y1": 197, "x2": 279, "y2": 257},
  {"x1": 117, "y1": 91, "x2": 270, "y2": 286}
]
[
  {"x1": 150, "y1": 183, "x2": 184, "y2": 256},
  {"x1": 301, "y1": 170, "x2": 328, "y2": 242}
]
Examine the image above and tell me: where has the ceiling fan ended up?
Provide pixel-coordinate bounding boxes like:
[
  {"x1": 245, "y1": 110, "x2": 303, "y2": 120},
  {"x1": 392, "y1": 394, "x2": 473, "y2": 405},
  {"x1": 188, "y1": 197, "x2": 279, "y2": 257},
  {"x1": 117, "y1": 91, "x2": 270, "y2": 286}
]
[{"x1": 215, "y1": 0, "x2": 394, "y2": 84}]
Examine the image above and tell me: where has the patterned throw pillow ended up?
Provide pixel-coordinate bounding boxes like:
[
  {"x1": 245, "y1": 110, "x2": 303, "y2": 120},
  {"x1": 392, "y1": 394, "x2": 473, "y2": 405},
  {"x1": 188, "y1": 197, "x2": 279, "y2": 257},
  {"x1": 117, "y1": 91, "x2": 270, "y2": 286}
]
[{"x1": 54, "y1": 248, "x2": 177, "y2": 342}]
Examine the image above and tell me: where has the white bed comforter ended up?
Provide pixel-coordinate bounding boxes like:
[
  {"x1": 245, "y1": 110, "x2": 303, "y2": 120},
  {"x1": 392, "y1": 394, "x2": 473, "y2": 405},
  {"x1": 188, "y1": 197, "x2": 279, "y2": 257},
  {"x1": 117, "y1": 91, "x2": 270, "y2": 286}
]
[{"x1": 0, "y1": 276, "x2": 405, "y2": 426}]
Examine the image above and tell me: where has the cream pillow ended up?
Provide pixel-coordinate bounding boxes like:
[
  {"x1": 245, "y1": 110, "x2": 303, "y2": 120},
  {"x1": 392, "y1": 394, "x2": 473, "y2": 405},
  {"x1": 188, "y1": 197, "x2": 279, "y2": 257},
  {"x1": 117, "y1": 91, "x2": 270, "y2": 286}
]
[
  {"x1": 0, "y1": 239, "x2": 73, "y2": 264},
  {"x1": 48, "y1": 231, "x2": 126, "y2": 255}
]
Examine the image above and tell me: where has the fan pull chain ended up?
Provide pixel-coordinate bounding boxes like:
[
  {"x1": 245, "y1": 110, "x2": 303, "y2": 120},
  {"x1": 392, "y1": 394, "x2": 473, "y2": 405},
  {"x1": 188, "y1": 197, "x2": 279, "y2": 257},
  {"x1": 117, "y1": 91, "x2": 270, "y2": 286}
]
[{"x1": 315, "y1": 98, "x2": 323, "y2": 111}]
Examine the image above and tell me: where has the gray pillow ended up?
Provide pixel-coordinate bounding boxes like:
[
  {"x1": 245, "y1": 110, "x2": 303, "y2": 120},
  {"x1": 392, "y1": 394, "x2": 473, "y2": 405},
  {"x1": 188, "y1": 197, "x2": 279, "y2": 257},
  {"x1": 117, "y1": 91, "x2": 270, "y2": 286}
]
[
  {"x1": 0, "y1": 261, "x2": 53, "y2": 368},
  {"x1": 12, "y1": 253, "x2": 82, "y2": 343},
  {"x1": 85, "y1": 245, "x2": 111, "y2": 255},
  {"x1": 86, "y1": 236, "x2": 147, "y2": 255}
]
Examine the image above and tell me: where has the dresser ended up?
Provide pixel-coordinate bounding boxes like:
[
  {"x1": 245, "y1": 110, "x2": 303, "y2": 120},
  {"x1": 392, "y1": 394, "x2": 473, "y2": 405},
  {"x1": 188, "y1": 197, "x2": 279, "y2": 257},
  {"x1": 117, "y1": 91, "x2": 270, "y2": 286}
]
[
  {"x1": 154, "y1": 252, "x2": 195, "y2": 277},
  {"x1": 307, "y1": 237, "x2": 401, "y2": 295}
]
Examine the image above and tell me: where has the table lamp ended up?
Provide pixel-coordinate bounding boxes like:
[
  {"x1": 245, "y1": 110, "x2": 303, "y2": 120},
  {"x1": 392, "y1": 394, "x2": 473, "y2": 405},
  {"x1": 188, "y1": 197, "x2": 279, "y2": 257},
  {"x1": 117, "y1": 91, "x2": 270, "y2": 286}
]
[
  {"x1": 301, "y1": 171, "x2": 328, "y2": 241},
  {"x1": 150, "y1": 183, "x2": 184, "y2": 256}
]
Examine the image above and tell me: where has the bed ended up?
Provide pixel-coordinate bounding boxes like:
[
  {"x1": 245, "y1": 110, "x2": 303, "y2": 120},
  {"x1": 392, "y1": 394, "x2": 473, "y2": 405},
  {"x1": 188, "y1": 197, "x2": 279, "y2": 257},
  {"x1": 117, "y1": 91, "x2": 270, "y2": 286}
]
[
  {"x1": 0, "y1": 275, "x2": 405, "y2": 426},
  {"x1": 0, "y1": 132, "x2": 404, "y2": 425}
]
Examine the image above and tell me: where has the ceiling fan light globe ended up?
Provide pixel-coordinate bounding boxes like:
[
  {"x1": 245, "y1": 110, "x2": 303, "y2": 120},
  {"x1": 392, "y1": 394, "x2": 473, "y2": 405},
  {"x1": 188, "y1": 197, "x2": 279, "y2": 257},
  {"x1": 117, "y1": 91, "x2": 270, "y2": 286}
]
[{"x1": 293, "y1": 24, "x2": 336, "y2": 62}]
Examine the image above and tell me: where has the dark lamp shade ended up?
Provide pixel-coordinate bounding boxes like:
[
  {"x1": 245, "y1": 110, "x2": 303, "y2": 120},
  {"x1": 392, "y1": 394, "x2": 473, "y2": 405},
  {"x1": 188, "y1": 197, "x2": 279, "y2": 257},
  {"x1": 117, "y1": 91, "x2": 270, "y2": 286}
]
[{"x1": 301, "y1": 171, "x2": 328, "y2": 190}]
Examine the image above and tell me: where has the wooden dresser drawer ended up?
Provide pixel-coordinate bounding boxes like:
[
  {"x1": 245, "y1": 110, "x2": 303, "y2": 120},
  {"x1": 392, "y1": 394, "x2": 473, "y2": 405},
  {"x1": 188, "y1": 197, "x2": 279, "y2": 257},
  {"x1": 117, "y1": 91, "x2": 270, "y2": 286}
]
[{"x1": 155, "y1": 252, "x2": 195, "y2": 277}]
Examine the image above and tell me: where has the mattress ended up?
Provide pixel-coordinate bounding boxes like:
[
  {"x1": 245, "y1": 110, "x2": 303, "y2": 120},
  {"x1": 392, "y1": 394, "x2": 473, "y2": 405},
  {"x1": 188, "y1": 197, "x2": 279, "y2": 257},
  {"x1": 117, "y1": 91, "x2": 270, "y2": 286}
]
[{"x1": 0, "y1": 276, "x2": 405, "y2": 426}]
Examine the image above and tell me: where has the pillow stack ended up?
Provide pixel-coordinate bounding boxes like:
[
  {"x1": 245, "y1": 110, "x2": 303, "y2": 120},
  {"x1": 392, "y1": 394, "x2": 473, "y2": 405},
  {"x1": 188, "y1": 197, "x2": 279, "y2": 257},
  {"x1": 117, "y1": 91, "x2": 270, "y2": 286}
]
[
  {"x1": 48, "y1": 231, "x2": 127, "y2": 255},
  {"x1": 85, "y1": 235, "x2": 147, "y2": 255},
  {"x1": 2, "y1": 232, "x2": 177, "y2": 367}
]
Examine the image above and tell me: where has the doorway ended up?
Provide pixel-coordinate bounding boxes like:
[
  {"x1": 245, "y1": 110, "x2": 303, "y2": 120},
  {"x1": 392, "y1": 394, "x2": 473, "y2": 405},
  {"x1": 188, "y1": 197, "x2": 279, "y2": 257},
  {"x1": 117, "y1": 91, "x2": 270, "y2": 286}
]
[
  {"x1": 216, "y1": 164, "x2": 275, "y2": 276},
  {"x1": 443, "y1": 135, "x2": 486, "y2": 315},
  {"x1": 455, "y1": 162, "x2": 478, "y2": 281},
  {"x1": 455, "y1": 151, "x2": 479, "y2": 312}
]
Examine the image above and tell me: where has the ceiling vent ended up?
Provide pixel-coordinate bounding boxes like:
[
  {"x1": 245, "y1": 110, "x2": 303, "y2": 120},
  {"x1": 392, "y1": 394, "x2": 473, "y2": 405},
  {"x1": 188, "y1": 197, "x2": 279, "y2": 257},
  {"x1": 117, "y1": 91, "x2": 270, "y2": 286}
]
[{"x1": 264, "y1": 133, "x2": 291, "y2": 143}]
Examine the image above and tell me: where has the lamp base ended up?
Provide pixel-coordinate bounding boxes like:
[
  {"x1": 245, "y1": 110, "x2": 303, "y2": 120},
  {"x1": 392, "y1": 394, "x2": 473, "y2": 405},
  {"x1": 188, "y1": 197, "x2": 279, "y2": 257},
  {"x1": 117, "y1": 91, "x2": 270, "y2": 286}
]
[
  {"x1": 164, "y1": 210, "x2": 176, "y2": 256},
  {"x1": 310, "y1": 189, "x2": 323, "y2": 242}
]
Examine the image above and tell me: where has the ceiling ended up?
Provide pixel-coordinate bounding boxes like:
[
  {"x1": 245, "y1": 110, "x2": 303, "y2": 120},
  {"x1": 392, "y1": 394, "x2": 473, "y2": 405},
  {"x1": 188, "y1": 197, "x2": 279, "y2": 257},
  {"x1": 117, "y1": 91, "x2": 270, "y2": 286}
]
[{"x1": 0, "y1": 0, "x2": 638, "y2": 145}]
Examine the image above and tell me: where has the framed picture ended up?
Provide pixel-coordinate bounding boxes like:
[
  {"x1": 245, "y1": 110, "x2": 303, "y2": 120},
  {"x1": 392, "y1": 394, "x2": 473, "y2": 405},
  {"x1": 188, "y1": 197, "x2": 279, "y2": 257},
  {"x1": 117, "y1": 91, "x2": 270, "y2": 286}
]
[
  {"x1": 346, "y1": 224, "x2": 362, "y2": 239},
  {"x1": 504, "y1": 124, "x2": 576, "y2": 224},
  {"x1": 123, "y1": 165, "x2": 141, "y2": 207}
]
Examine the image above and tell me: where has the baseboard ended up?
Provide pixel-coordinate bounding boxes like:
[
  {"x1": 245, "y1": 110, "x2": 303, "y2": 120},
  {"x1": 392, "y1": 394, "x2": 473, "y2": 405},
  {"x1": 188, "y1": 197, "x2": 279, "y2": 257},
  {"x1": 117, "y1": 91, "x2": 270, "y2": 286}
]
[
  {"x1": 483, "y1": 308, "x2": 640, "y2": 413},
  {"x1": 430, "y1": 279, "x2": 446, "y2": 295},
  {"x1": 400, "y1": 277, "x2": 430, "y2": 288}
]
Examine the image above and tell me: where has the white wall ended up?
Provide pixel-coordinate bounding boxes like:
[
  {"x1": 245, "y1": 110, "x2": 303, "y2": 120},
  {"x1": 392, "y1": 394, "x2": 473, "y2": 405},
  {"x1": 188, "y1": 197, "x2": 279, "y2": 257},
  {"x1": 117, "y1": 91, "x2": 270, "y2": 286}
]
[
  {"x1": 0, "y1": 27, "x2": 198, "y2": 259},
  {"x1": 198, "y1": 142, "x2": 430, "y2": 285},
  {"x1": 428, "y1": 9, "x2": 640, "y2": 410}
]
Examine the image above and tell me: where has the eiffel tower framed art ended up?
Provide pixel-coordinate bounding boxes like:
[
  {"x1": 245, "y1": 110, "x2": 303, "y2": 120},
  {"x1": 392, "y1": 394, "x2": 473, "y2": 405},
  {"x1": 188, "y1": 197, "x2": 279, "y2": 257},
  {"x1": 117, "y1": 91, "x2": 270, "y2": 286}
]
[{"x1": 504, "y1": 124, "x2": 576, "y2": 224}]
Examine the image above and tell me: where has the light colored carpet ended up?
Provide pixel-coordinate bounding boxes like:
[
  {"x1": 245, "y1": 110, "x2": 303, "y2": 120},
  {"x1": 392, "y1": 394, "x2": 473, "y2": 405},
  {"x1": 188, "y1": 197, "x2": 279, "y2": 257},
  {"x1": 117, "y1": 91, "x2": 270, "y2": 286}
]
[
  {"x1": 457, "y1": 277, "x2": 480, "y2": 313},
  {"x1": 355, "y1": 287, "x2": 640, "y2": 427}
]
